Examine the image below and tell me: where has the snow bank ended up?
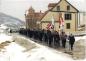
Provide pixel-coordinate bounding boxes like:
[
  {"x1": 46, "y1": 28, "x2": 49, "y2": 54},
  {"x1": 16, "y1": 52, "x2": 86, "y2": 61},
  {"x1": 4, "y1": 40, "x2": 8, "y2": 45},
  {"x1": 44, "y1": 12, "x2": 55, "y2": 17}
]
[
  {"x1": 1, "y1": 42, "x2": 85, "y2": 61},
  {"x1": 75, "y1": 36, "x2": 86, "y2": 42},
  {"x1": 0, "y1": 42, "x2": 26, "y2": 61},
  {"x1": 0, "y1": 42, "x2": 73, "y2": 61},
  {"x1": 0, "y1": 33, "x2": 13, "y2": 43}
]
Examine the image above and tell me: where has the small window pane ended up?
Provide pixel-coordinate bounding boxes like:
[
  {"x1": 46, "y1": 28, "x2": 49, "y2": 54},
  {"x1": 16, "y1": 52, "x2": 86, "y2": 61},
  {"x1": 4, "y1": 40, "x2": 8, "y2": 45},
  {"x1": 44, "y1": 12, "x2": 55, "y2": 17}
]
[
  {"x1": 66, "y1": 23, "x2": 70, "y2": 29},
  {"x1": 57, "y1": 6, "x2": 60, "y2": 11},
  {"x1": 67, "y1": 6, "x2": 70, "y2": 10},
  {"x1": 65, "y1": 13, "x2": 72, "y2": 20}
]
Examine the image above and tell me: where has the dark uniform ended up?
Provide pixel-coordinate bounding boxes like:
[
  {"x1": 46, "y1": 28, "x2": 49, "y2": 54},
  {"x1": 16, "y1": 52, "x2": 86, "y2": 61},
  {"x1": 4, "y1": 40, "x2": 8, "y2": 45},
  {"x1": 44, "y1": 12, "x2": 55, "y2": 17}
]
[
  {"x1": 43, "y1": 30, "x2": 48, "y2": 44},
  {"x1": 60, "y1": 32, "x2": 67, "y2": 48},
  {"x1": 69, "y1": 34, "x2": 75, "y2": 51},
  {"x1": 53, "y1": 31, "x2": 60, "y2": 48},
  {"x1": 47, "y1": 30, "x2": 53, "y2": 47},
  {"x1": 38, "y1": 30, "x2": 43, "y2": 42}
]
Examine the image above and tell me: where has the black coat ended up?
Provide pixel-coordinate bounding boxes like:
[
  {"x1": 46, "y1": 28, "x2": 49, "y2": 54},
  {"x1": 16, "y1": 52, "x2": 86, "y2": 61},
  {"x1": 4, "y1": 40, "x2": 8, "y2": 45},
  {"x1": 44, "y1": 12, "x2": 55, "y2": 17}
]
[{"x1": 69, "y1": 35, "x2": 75, "y2": 44}]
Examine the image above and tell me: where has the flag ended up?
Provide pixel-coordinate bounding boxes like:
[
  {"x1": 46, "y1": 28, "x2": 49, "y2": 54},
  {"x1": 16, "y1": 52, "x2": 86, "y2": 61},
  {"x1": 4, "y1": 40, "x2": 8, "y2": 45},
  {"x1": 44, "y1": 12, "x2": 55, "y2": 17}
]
[
  {"x1": 51, "y1": 16, "x2": 55, "y2": 29},
  {"x1": 47, "y1": 23, "x2": 54, "y2": 30},
  {"x1": 46, "y1": 23, "x2": 51, "y2": 30},
  {"x1": 59, "y1": 13, "x2": 64, "y2": 30},
  {"x1": 46, "y1": 16, "x2": 55, "y2": 30},
  {"x1": 51, "y1": 16, "x2": 55, "y2": 26}
]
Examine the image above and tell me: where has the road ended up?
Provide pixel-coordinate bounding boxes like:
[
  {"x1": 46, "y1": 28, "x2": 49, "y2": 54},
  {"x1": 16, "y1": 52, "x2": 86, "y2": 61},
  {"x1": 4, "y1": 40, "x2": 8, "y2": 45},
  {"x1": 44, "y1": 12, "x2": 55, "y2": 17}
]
[{"x1": 0, "y1": 33, "x2": 85, "y2": 61}]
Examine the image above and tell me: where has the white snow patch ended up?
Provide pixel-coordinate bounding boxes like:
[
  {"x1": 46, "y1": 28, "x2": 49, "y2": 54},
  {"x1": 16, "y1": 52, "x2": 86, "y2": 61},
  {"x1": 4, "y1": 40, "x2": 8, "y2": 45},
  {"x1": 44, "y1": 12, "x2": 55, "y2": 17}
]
[
  {"x1": 0, "y1": 33, "x2": 13, "y2": 43},
  {"x1": 75, "y1": 36, "x2": 86, "y2": 42}
]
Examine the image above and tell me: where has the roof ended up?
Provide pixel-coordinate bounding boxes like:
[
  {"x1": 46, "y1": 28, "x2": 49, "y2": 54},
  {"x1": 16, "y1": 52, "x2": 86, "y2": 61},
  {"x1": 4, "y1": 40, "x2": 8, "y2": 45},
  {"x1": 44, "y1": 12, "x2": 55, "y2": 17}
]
[
  {"x1": 49, "y1": 0, "x2": 79, "y2": 12},
  {"x1": 40, "y1": 0, "x2": 80, "y2": 21},
  {"x1": 34, "y1": 12, "x2": 44, "y2": 20},
  {"x1": 40, "y1": 10, "x2": 50, "y2": 21},
  {"x1": 26, "y1": 11, "x2": 44, "y2": 21},
  {"x1": 67, "y1": 0, "x2": 86, "y2": 12},
  {"x1": 48, "y1": 0, "x2": 86, "y2": 12},
  {"x1": 65, "y1": 0, "x2": 79, "y2": 12},
  {"x1": 48, "y1": 3, "x2": 57, "y2": 7}
]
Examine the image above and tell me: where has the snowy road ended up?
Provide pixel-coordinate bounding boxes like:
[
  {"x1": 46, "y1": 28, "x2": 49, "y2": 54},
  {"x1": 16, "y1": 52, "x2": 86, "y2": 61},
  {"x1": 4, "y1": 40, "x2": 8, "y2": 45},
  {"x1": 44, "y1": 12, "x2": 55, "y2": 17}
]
[{"x1": 0, "y1": 33, "x2": 86, "y2": 61}]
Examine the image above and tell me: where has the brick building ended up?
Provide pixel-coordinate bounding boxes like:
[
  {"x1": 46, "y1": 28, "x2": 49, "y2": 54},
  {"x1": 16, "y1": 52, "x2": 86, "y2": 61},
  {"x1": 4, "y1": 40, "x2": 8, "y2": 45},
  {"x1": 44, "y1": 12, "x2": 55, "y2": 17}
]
[{"x1": 25, "y1": 7, "x2": 44, "y2": 30}]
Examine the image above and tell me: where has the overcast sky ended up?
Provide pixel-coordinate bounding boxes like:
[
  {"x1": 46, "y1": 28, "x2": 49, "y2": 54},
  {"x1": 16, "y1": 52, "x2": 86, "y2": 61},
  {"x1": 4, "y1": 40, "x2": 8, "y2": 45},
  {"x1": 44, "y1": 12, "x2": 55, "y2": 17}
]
[{"x1": 0, "y1": 0, "x2": 86, "y2": 21}]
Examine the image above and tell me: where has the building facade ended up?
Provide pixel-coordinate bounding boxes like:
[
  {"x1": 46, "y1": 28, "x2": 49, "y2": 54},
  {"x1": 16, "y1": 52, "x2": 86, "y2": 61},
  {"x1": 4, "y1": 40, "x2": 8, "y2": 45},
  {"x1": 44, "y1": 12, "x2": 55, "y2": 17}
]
[
  {"x1": 41, "y1": 0, "x2": 79, "y2": 32},
  {"x1": 25, "y1": 7, "x2": 44, "y2": 30}
]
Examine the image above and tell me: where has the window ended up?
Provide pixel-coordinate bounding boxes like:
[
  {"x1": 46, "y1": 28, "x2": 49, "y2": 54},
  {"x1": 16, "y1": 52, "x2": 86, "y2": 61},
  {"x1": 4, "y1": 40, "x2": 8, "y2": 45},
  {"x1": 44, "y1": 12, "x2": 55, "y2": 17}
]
[
  {"x1": 57, "y1": 6, "x2": 60, "y2": 11},
  {"x1": 67, "y1": 6, "x2": 70, "y2": 10},
  {"x1": 66, "y1": 23, "x2": 70, "y2": 29},
  {"x1": 65, "y1": 13, "x2": 72, "y2": 20}
]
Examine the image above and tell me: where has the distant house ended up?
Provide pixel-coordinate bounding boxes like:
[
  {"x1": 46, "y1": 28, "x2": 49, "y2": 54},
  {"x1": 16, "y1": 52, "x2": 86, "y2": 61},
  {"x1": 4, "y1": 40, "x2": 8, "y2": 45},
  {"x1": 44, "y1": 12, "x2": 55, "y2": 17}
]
[
  {"x1": 41, "y1": 0, "x2": 80, "y2": 32},
  {"x1": 25, "y1": 7, "x2": 44, "y2": 30}
]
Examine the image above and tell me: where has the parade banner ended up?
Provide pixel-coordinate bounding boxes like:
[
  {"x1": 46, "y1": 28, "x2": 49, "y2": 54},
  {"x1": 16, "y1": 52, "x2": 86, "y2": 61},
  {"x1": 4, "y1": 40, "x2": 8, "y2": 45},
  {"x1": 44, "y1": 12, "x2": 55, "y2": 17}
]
[
  {"x1": 59, "y1": 13, "x2": 64, "y2": 31},
  {"x1": 46, "y1": 16, "x2": 55, "y2": 30}
]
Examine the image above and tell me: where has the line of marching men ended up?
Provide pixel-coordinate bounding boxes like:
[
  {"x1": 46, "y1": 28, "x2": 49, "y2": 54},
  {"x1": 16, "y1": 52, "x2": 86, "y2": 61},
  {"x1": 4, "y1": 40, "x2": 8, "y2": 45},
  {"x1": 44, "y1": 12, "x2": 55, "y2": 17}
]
[{"x1": 19, "y1": 28, "x2": 75, "y2": 51}]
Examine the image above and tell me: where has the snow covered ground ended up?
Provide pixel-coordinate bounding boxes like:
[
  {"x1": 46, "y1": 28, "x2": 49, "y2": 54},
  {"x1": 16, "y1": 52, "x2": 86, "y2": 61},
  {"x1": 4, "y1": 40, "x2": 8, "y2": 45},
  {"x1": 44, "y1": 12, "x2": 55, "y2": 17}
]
[
  {"x1": 0, "y1": 33, "x2": 13, "y2": 43},
  {"x1": 0, "y1": 33, "x2": 86, "y2": 61}
]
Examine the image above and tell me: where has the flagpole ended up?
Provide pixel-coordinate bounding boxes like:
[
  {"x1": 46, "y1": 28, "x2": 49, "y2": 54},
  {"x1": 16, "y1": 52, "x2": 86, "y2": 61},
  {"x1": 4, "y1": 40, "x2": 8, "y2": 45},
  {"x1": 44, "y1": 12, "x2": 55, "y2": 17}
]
[
  {"x1": 59, "y1": 13, "x2": 61, "y2": 33},
  {"x1": 51, "y1": 15, "x2": 55, "y2": 31},
  {"x1": 51, "y1": 15, "x2": 55, "y2": 47},
  {"x1": 59, "y1": 13, "x2": 64, "y2": 33}
]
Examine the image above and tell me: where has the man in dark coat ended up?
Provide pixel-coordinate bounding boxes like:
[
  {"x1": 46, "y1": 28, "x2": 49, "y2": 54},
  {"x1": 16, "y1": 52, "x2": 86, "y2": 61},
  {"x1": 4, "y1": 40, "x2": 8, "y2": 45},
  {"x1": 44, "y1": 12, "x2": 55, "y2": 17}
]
[
  {"x1": 60, "y1": 32, "x2": 67, "y2": 48},
  {"x1": 42, "y1": 30, "x2": 48, "y2": 44},
  {"x1": 39, "y1": 29, "x2": 44, "y2": 42},
  {"x1": 47, "y1": 30, "x2": 53, "y2": 47},
  {"x1": 68, "y1": 33, "x2": 75, "y2": 51},
  {"x1": 53, "y1": 31, "x2": 60, "y2": 48}
]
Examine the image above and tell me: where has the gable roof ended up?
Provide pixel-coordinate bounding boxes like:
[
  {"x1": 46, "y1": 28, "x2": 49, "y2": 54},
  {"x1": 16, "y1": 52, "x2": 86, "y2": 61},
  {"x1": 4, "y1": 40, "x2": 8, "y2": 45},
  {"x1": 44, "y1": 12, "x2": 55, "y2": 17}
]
[
  {"x1": 27, "y1": 11, "x2": 44, "y2": 21},
  {"x1": 49, "y1": 0, "x2": 79, "y2": 12},
  {"x1": 40, "y1": 0, "x2": 61, "y2": 21},
  {"x1": 40, "y1": 0, "x2": 79, "y2": 21},
  {"x1": 68, "y1": 0, "x2": 86, "y2": 12},
  {"x1": 65, "y1": 0, "x2": 79, "y2": 12}
]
